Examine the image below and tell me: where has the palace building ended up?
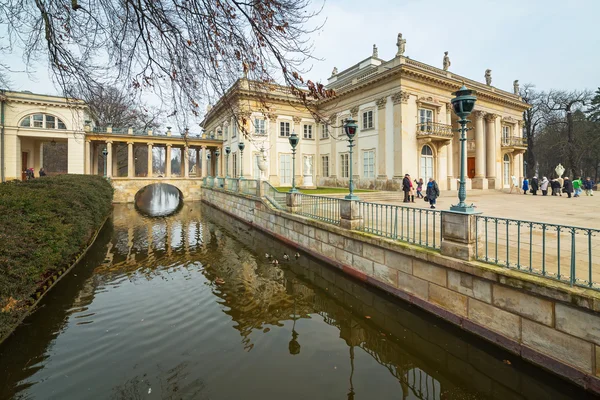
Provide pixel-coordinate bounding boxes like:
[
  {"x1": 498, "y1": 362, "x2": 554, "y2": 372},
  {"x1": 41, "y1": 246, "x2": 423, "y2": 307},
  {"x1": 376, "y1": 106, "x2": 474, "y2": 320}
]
[{"x1": 202, "y1": 37, "x2": 530, "y2": 191}]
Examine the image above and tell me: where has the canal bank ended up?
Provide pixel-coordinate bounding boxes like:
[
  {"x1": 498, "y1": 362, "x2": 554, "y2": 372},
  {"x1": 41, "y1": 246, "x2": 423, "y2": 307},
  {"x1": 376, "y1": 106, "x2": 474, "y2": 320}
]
[
  {"x1": 202, "y1": 185, "x2": 600, "y2": 394},
  {"x1": 0, "y1": 204, "x2": 594, "y2": 399}
]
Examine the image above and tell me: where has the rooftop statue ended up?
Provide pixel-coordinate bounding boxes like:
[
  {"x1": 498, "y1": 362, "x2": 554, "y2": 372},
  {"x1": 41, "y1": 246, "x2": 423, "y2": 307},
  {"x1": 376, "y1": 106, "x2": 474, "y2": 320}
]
[
  {"x1": 331, "y1": 66, "x2": 338, "y2": 76},
  {"x1": 372, "y1": 44, "x2": 378, "y2": 58},
  {"x1": 485, "y1": 69, "x2": 492, "y2": 86},
  {"x1": 513, "y1": 80, "x2": 520, "y2": 95},
  {"x1": 396, "y1": 33, "x2": 406, "y2": 57},
  {"x1": 443, "y1": 51, "x2": 451, "y2": 71}
]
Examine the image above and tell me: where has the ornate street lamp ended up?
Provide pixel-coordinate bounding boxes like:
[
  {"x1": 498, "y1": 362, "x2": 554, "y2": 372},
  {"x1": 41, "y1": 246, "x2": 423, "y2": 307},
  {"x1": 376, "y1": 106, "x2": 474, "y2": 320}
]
[
  {"x1": 288, "y1": 132, "x2": 300, "y2": 193},
  {"x1": 102, "y1": 147, "x2": 108, "y2": 178},
  {"x1": 450, "y1": 85, "x2": 477, "y2": 213},
  {"x1": 343, "y1": 119, "x2": 359, "y2": 201},
  {"x1": 225, "y1": 146, "x2": 231, "y2": 177},
  {"x1": 524, "y1": 160, "x2": 528, "y2": 179},
  {"x1": 215, "y1": 148, "x2": 221, "y2": 177},
  {"x1": 238, "y1": 142, "x2": 245, "y2": 179}
]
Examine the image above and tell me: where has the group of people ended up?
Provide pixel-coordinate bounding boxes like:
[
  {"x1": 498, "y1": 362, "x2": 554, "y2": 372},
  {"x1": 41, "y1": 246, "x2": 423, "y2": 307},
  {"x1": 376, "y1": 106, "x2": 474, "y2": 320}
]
[
  {"x1": 24, "y1": 168, "x2": 46, "y2": 180},
  {"x1": 402, "y1": 174, "x2": 440, "y2": 209},
  {"x1": 521, "y1": 176, "x2": 595, "y2": 198}
]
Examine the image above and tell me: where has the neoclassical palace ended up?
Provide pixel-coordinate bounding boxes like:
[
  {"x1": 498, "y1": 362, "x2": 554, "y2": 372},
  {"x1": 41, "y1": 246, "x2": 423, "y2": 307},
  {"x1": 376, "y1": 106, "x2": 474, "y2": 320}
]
[{"x1": 203, "y1": 39, "x2": 530, "y2": 191}]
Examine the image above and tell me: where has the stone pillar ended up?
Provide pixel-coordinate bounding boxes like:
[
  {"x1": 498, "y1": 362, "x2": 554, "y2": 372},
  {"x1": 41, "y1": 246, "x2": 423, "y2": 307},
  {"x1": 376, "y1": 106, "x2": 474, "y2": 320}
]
[
  {"x1": 147, "y1": 143, "x2": 153, "y2": 177},
  {"x1": 196, "y1": 148, "x2": 201, "y2": 177},
  {"x1": 340, "y1": 199, "x2": 363, "y2": 230},
  {"x1": 472, "y1": 111, "x2": 487, "y2": 189},
  {"x1": 106, "y1": 141, "x2": 113, "y2": 177},
  {"x1": 84, "y1": 140, "x2": 91, "y2": 174},
  {"x1": 201, "y1": 146, "x2": 208, "y2": 177},
  {"x1": 183, "y1": 146, "x2": 189, "y2": 177},
  {"x1": 92, "y1": 143, "x2": 99, "y2": 175},
  {"x1": 440, "y1": 211, "x2": 481, "y2": 261},
  {"x1": 376, "y1": 96, "x2": 387, "y2": 180},
  {"x1": 286, "y1": 192, "x2": 301, "y2": 213},
  {"x1": 485, "y1": 113, "x2": 497, "y2": 187},
  {"x1": 446, "y1": 104, "x2": 456, "y2": 190},
  {"x1": 127, "y1": 141, "x2": 134, "y2": 177},
  {"x1": 112, "y1": 143, "x2": 119, "y2": 177},
  {"x1": 165, "y1": 144, "x2": 172, "y2": 177}
]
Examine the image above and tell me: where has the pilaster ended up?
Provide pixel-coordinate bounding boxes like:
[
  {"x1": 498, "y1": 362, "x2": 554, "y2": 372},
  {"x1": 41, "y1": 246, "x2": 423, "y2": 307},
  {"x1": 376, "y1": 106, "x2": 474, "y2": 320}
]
[
  {"x1": 391, "y1": 91, "x2": 409, "y2": 178},
  {"x1": 485, "y1": 113, "x2": 498, "y2": 188},
  {"x1": 376, "y1": 96, "x2": 387, "y2": 179}
]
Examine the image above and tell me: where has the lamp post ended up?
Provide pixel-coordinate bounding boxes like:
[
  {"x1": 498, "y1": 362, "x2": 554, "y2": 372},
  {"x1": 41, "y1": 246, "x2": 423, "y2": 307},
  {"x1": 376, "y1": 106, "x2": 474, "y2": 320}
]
[
  {"x1": 215, "y1": 148, "x2": 221, "y2": 177},
  {"x1": 225, "y1": 146, "x2": 231, "y2": 177},
  {"x1": 524, "y1": 160, "x2": 528, "y2": 179},
  {"x1": 238, "y1": 142, "x2": 245, "y2": 179},
  {"x1": 288, "y1": 132, "x2": 300, "y2": 193},
  {"x1": 102, "y1": 147, "x2": 108, "y2": 178},
  {"x1": 450, "y1": 85, "x2": 477, "y2": 213},
  {"x1": 343, "y1": 119, "x2": 359, "y2": 201}
]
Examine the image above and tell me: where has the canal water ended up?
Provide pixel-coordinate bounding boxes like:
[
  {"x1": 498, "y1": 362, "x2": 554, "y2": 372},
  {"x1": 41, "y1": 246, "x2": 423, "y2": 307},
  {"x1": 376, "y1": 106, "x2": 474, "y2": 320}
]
[{"x1": 0, "y1": 203, "x2": 595, "y2": 399}]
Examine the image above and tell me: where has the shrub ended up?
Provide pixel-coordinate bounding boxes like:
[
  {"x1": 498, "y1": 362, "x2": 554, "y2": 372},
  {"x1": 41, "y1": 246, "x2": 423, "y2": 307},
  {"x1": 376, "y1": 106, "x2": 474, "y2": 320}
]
[{"x1": 0, "y1": 174, "x2": 113, "y2": 340}]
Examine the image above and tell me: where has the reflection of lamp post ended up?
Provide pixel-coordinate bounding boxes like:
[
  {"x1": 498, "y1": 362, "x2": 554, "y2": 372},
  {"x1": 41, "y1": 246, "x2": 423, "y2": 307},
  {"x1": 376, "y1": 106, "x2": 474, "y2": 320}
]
[
  {"x1": 343, "y1": 119, "x2": 359, "y2": 201},
  {"x1": 348, "y1": 346, "x2": 355, "y2": 400},
  {"x1": 288, "y1": 280, "x2": 301, "y2": 355},
  {"x1": 225, "y1": 146, "x2": 231, "y2": 178},
  {"x1": 238, "y1": 142, "x2": 245, "y2": 179},
  {"x1": 450, "y1": 85, "x2": 477, "y2": 213},
  {"x1": 288, "y1": 132, "x2": 300, "y2": 193},
  {"x1": 215, "y1": 148, "x2": 221, "y2": 177},
  {"x1": 102, "y1": 147, "x2": 108, "y2": 178}
]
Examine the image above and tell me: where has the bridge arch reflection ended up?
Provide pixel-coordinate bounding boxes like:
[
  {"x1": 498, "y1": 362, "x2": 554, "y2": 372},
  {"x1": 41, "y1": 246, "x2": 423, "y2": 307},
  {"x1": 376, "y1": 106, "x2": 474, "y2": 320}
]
[{"x1": 134, "y1": 183, "x2": 183, "y2": 217}]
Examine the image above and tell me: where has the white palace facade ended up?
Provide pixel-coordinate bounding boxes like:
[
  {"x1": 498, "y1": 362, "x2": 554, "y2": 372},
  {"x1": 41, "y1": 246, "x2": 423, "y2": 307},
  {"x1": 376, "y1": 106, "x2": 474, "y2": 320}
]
[{"x1": 203, "y1": 44, "x2": 530, "y2": 191}]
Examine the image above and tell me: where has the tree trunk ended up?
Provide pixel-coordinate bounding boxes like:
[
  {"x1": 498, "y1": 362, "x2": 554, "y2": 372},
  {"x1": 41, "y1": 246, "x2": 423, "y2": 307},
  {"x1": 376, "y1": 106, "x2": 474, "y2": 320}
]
[{"x1": 566, "y1": 106, "x2": 577, "y2": 177}]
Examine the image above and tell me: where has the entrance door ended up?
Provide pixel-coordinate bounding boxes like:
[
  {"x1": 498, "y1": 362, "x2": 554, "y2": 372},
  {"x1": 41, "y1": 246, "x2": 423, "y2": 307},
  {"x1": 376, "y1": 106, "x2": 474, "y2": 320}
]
[
  {"x1": 420, "y1": 145, "x2": 434, "y2": 181},
  {"x1": 467, "y1": 157, "x2": 475, "y2": 179},
  {"x1": 280, "y1": 154, "x2": 292, "y2": 186},
  {"x1": 21, "y1": 152, "x2": 28, "y2": 180}
]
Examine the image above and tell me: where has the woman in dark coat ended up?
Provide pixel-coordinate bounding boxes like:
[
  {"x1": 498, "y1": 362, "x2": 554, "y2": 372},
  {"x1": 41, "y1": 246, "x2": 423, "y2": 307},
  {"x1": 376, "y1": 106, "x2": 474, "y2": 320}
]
[
  {"x1": 562, "y1": 177, "x2": 574, "y2": 199},
  {"x1": 531, "y1": 176, "x2": 539, "y2": 195},
  {"x1": 402, "y1": 174, "x2": 411, "y2": 203}
]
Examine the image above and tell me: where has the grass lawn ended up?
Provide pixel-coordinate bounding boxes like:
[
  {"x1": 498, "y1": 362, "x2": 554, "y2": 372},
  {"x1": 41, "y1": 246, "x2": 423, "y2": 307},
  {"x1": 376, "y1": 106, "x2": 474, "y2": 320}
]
[{"x1": 274, "y1": 187, "x2": 375, "y2": 194}]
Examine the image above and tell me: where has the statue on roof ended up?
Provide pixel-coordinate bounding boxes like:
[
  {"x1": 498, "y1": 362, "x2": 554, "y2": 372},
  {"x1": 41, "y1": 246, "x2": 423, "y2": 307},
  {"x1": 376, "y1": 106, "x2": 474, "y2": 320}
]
[
  {"x1": 331, "y1": 66, "x2": 338, "y2": 76},
  {"x1": 372, "y1": 44, "x2": 378, "y2": 58},
  {"x1": 396, "y1": 33, "x2": 406, "y2": 57},
  {"x1": 513, "y1": 80, "x2": 520, "y2": 95},
  {"x1": 485, "y1": 69, "x2": 492, "y2": 86},
  {"x1": 443, "y1": 51, "x2": 451, "y2": 71}
]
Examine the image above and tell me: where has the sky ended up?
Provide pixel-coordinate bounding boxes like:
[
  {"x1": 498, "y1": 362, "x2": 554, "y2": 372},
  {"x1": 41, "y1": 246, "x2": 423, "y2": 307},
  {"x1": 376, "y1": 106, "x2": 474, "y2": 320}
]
[{"x1": 3, "y1": 0, "x2": 599, "y2": 116}]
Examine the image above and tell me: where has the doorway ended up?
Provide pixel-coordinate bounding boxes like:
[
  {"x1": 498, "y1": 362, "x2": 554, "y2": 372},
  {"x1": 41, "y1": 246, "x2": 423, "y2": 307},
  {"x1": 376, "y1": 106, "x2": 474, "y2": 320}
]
[
  {"x1": 21, "y1": 152, "x2": 28, "y2": 180},
  {"x1": 467, "y1": 157, "x2": 475, "y2": 179}
]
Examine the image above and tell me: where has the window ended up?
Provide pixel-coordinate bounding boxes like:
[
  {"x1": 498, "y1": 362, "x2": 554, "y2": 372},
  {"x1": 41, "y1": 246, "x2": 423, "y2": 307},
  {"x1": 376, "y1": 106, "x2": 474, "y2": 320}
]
[
  {"x1": 502, "y1": 126, "x2": 510, "y2": 145},
  {"x1": 303, "y1": 124, "x2": 313, "y2": 139},
  {"x1": 254, "y1": 118, "x2": 266, "y2": 135},
  {"x1": 363, "y1": 150, "x2": 375, "y2": 178},
  {"x1": 340, "y1": 153, "x2": 349, "y2": 178},
  {"x1": 321, "y1": 155, "x2": 329, "y2": 177},
  {"x1": 232, "y1": 123, "x2": 238, "y2": 138},
  {"x1": 420, "y1": 145, "x2": 434, "y2": 181},
  {"x1": 280, "y1": 154, "x2": 292, "y2": 185},
  {"x1": 362, "y1": 110, "x2": 374, "y2": 130},
  {"x1": 419, "y1": 109, "x2": 434, "y2": 132},
  {"x1": 280, "y1": 121, "x2": 290, "y2": 137},
  {"x1": 232, "y1": 153, "x2": 238, "y2": 177},
  {"x1": 20, "y1": 113, "x2": 67, "y2": 130},
  {"x1": 320, "y1": 124, "x2": 329, "y2": 139}
]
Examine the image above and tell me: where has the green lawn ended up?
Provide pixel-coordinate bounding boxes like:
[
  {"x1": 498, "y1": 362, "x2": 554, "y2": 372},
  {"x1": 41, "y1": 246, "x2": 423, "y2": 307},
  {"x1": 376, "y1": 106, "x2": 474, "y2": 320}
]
[{"x1": 274, "y1": 187, "x2": 375, "y2": 194}]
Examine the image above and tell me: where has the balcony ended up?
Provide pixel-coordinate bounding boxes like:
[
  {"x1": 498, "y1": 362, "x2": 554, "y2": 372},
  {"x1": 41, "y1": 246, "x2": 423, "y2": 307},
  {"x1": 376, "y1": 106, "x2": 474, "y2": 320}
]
[
  {"x1": 502, "y1": 136, "x2": 528, "y2": 151},
  {"x1": 416, "y1": 122, "x2": 454, "y2": 143}
]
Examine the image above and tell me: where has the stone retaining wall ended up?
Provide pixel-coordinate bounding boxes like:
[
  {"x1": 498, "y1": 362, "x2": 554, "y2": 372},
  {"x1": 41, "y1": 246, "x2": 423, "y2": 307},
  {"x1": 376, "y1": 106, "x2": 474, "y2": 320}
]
[{"x1": 202, "y1": 187, "x2": 600, "y2": 394}]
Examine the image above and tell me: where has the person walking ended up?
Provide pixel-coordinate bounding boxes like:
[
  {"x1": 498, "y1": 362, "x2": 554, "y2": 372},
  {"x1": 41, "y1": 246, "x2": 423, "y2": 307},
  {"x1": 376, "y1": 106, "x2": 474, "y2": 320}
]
[
  {"x1": 563, "y1": 177, "x2": 574, "y2": 199},
  {"x1": 550, "y1": 179, "x2": 560, "y2": 196},
  {"x1": 573, "y1": 177, "x2": 583, "y2": 197},
  {"x1": 522, "y1": 177, "x2": 529, "y2": 195},
  {"x1": 531, "y1": 176, "x2": 539, "y2": 195},
  {"x1": 426, "y1": 178, "x2": 440, "y2": 209},
  {"x1": 402, "y1": 174, "x2": 411, "y2": 203},
  {"x1": 540, "y1": 177, "x2": 549, "y2": 196},
  {"x1": 584, "y1": 177, "x2": 595, "y2": 196},
  {"x1": 414, "y1": 178, "x2": 424, "y2": 199}
]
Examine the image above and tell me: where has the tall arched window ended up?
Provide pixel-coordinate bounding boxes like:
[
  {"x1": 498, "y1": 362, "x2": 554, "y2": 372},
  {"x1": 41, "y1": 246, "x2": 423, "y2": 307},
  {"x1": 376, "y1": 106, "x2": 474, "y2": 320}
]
[
  {"x1": 420, "y1": 145, "x2": 434, "y2": 181},
  {"x1": 503, "y1": 154, "x2": 510, "y2": 186},
  {"x1": 19, "y1": 113, "x2": 67, "y2": 130}
]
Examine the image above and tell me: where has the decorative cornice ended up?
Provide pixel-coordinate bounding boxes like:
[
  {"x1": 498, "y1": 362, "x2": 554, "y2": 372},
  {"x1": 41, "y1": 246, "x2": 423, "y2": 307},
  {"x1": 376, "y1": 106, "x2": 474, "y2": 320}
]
[
  {"x1": 350, "y1": 106, "x2": 359, "y2": 118},
  {"x1": 391, "y1": 91, "x2": 409, "y2": 105},
  {"x1": 292, "y1": 116, "x2": 302, "y2": 124},
  {"x1": 376, "y1": 97, "x2": 387, "y2": 109}
]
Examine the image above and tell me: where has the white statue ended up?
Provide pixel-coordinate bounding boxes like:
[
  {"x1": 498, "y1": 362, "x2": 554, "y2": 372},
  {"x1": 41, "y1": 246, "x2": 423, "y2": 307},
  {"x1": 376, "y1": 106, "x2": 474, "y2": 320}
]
[
  {"x1": 331, "y1": 66, "x2": 338, "y2": 76},
  {"x1": 443, "y1": 51, "x2": 451, "y2": 71},
  {"x1": 396, "y1": 33, "x2": 406, "y2": 57},
  {"x1": 513, "y1": 80, "x2": 520, "y2": 95},
  {"x1": 304, "y1": 156, "x2": 313, "y2": 176},
  {"x1": 555, "y1": 163, "x2": 565, "y2": 178},
  {"x1": 372, "y1": 44, "x2": 378, "y2": 58},
  {"x1": 485, "y1": 69, "x2": 492, "y2": 86}
]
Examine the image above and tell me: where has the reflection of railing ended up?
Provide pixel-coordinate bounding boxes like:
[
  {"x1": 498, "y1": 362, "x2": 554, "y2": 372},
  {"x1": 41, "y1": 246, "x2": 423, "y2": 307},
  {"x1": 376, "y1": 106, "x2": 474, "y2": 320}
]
[
  {"x1": 501, "y1": 136, "x2": 527, "y2": 147},
  {"x1": 416, "y1": 122, "x2": 453, "y2": 138},
  {"x1": 476, "y1": 216, "x2": 600, "y2": 289},
  {"x1": 296, "y1": 194, "x2": 341, "y2": 225},
  {"x1": 358, "y1": 202, "x2": 442, "y2": 250}
]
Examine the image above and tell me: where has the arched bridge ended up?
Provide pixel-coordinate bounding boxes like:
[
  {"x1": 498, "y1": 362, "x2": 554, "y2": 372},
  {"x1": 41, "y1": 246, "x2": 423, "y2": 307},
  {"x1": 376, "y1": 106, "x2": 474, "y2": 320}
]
[{"x1": 111, "y1": 178, "x2": 202, "y2": 203}]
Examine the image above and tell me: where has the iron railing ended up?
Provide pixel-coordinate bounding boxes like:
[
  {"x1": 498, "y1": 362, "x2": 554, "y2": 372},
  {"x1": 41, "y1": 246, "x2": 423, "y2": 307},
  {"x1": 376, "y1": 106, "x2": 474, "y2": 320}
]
[
  {"x1": 416, "y1": 122, "x2": 453, "y2": 138},
  {"x1": 358, "y1": 202, "x2": 442, "y2": 250},
  {"x1": 263, "y1": 181, "x2": 287, "y2": 209},
  {"x1": 476, "y1": 216, "x2": 600, "y2": 289},
  {"x1": 501, "y1": 136, "x2": 527, "y2": 147},
  {"x1": 296, "y1": 194, "x2": 341, "y2": 225}
]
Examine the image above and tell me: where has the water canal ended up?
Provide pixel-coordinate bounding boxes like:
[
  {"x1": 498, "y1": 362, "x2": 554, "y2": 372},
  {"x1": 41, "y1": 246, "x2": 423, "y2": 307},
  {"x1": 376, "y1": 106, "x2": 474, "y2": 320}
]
[{"x1": 0, "y1": 201, "x2": 595, "y2": 399}]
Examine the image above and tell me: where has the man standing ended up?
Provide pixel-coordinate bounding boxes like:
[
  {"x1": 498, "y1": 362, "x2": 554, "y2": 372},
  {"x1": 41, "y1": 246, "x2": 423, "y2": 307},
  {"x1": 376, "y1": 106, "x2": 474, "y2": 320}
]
[
  {"x1": 563, "y1": 177, "x2": 574, "y2": 199},
  {"x1": 531, "y1": 176, "x2": 539, "y2": 195},
  {"x1": 402, "y1": 174, "x2": 411, "y2": 203},
  {"x1": 426, "y1": 178, "x2": 440, "y2": 209},
  {"x1": 584, "y1": 177, "x2": 595, "y2": 196}
]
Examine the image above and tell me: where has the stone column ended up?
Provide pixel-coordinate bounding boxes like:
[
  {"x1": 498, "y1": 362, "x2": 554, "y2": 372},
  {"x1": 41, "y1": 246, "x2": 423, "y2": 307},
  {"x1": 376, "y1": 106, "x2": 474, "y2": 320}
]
[
  {"x1": 472, "y1": 111, "x2": 487, "y2": 189},
  {"x1": 84, "y1": 140, "x2": 91, "y2": 174},
  {"x1": 441, "y1": 211, "x2": 480, "y2": 261},
  {"x1": 165, "y1": 144, "x2": 172, "y2": 177},
  {"x1": 127, "y1": 141, "x2": 134, "y2": 177},
  {"x1": 201, "y1": 146, "x2": 208, "y2": 177},
  {"x1": 183, "y1": 146, "x2": 189, "y2": 177},
  {"x1": 92, "y1": 143, "x2": 99, "y2": 175},
  {"x1": 112, "y1": 142, "x2": 118, "y2": 177},
  {"x1": 147, "y1": 143, "x2": 153, "y2": 177},
  {"x1": 391, "y1": 91, "x2": 405, "y2": 179},
  {"x1": 446, "y1": 104, "x2": 456, "y2": 190},
  {"x1": 106, "y1": 141, "x2": 113, "y2": 177},
  {"x1": 196, "y1": 148, "x2": 201, "y2": 177},
  {"x1": 376, "y1": 96, "x2": 387, "y2": 180},
  {"x1": 485, "y1": 113, "x2": 497, "y2": 187}
]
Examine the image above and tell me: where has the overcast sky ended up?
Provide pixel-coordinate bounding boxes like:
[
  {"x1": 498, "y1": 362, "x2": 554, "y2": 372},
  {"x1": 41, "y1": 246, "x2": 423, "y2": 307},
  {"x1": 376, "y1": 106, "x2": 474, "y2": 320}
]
[{"x1": 4, "y1": 0, "x2": 599, "y2": 100}]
